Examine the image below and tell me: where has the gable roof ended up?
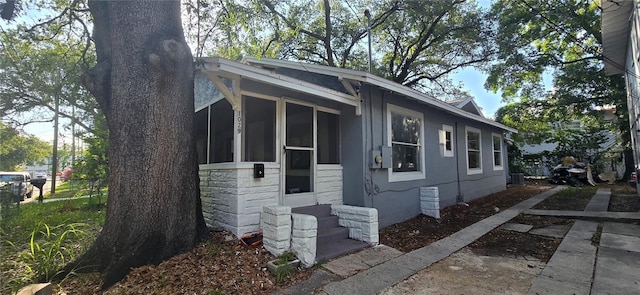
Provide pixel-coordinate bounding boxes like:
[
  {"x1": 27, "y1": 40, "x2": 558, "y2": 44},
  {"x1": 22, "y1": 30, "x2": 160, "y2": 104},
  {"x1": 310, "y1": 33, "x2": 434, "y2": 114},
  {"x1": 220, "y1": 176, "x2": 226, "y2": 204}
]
[
  {"x1": 242, "y1": 57, "x2": 516, "y2": 133},
  {"x1": 445, "y1": 97, "x2": 484, "y2": 117}
]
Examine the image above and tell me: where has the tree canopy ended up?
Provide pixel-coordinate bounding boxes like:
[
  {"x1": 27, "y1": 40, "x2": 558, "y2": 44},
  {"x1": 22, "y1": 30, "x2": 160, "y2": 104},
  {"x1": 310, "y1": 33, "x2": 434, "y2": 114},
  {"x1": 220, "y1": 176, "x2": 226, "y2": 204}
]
[
  {"x1": 183, "y1": 0, "x2": 491, "y2": 99},
  {"x1": 0, "y1": 122, "x2": 51, "y2": 171},
  {"x1": 0, "y1": 14, "x2": 98, "y2": 135},
  {"x1": 489, "y1": 0, "x2": 630, "y2": 176}
]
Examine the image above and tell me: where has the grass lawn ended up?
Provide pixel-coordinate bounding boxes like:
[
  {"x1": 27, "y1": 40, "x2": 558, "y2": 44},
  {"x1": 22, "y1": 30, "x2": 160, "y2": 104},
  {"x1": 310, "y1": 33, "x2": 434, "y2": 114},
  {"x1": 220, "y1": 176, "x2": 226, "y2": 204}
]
[
  {"x1": 0, "y1": 197, "x2": 105, "y2": 294},
  {"x1": 532, "y1": 185, "x2": 598, "y2": 210},
  {"x1": 46, "y1": 180, "x2": 108, "y2": 200}
]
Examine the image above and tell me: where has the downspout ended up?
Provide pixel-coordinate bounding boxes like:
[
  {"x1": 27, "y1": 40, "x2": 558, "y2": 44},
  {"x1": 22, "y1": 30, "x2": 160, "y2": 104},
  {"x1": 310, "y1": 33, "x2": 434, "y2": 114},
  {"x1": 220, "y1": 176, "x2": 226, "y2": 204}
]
[{"x1": 455, "y1": 122, "x2": 467, "y2": 206}]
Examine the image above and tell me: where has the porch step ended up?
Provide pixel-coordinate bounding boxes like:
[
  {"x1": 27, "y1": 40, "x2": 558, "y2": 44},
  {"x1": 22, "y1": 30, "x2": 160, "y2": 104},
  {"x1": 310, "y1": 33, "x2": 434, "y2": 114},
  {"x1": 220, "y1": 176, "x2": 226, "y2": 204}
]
[
  {"x1": 317, "y1": 215, "x2": 340, "y2": 231},
  {"x1": 292, "y1": 204, "x2": 370, "y2": 263},
  {"x1": 316, "y1": 237, "x2": 369, "y2": 262},
  {"x1": 292, "y1": 204, "x2": 332, "y2": 217},
  {"x1": 318, "y1": 226, "x2": 349, "y2": 241}
]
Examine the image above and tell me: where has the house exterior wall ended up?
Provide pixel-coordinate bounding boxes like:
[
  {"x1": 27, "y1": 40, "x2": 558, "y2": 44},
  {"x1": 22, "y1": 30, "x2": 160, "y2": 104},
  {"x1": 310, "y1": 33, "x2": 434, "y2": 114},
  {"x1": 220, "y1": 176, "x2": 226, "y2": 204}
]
[
  {"x1": 197, "y1": 80, "x2": 349, "y2": 237},
  {"x1": 199, "y1": 163, "x2": 280, "y2": 237},
  {"x1": 341, "y1": 103, "x2": 366, "y2": 207},
  {"x1": 197, "y1": 59, "x2": 512, "y2": 236},
  {"x1": 343, "y1": 85, "x2": 508, "y2": 228},
  {"x1": 626, "y1": 9, "x2": 640, "y2": 189},
  {"x1": 316, "y1": 165, "x2": 343, "y2": 204}
]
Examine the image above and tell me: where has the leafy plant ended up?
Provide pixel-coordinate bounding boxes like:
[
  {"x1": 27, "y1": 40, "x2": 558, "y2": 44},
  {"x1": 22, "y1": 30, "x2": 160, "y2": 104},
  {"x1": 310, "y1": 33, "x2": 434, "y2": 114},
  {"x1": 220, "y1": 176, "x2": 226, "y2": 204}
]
[
  {"x1": 275, "y1": 265, "x2": 294, "y2": 284},
  {"x1": 272, "y1": 252, "x2": 298, "y2": 283},
  {"x1": 17, "y1": 222, "x2": 89, "y2": 283},
  {"x1": 275, "y1": 251, "x2": 296, "y2": 265}
]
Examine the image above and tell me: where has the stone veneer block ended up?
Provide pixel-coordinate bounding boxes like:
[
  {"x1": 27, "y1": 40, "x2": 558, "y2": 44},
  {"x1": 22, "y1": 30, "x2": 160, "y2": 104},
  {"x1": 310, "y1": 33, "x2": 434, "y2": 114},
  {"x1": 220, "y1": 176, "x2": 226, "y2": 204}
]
[
  {"x1": 262, "y1": 205, "x2": 292, "y2": 256},
  {"x1": 263, "y1": 205, "x2": 291, "y2": 216},
  {"x1": 331, "y1": 205, "x2": 379, "y2": 245},
  {"x1": 291, "y1": 213, "x2": 317, "y2": 268},
  {"x1": 420, "y1": 186, "x2": 440, "y2": 219}
]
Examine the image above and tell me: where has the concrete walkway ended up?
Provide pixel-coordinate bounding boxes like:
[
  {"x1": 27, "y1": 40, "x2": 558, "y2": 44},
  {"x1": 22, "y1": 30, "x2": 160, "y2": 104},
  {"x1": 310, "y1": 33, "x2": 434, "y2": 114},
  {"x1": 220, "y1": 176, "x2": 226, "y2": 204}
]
[
  {"x1": 314, "y1": 187, "x2": 564, "y2": 295},
  {"x1": 277, "y1": 186, "x2": 640, "y2": 294},
  {"x1": 592, "y1": 222, "x2": 640, "y2": 294},
  {"x1": 527, "y1": 188, "x2": 640, "y2": 295},
  {"x1": 527, "y1": 220, "x2": 599, "y2": 294}
]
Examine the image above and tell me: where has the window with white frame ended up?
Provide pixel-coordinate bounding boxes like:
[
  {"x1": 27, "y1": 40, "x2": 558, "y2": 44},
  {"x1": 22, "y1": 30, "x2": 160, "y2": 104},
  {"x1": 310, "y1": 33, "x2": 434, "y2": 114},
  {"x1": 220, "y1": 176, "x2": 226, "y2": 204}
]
[
  {"x1": 466, "y1": 127, "x2": 482, "y2": 174},
  {"x1": 387, "y1": 104, "x2": 425, "y2": 181},
  {"x1": 492, "y1": 133, "x2": 503, "y2": 170},
  {"x1": 441, "y1": 125, "x2": 454, "y2": 157}
]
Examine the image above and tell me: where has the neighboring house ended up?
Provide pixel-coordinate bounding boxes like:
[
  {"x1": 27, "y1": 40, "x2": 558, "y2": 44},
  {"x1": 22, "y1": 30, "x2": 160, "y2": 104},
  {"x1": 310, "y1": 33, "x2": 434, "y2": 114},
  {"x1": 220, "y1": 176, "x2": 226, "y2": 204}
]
[
  {"x1": 602, "y1": 0, "x2": 640, "y2": 190},
  {"x1": 195, "y1": 57, "x2": 516, "y2": 239},
  {"x1": 520, "y1": 107, "x2": 625, "y2": 178}
]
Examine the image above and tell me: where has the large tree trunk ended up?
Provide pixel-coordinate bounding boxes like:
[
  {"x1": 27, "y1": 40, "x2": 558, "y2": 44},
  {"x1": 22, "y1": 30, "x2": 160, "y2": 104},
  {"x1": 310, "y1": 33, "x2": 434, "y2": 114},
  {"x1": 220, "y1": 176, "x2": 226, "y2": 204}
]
[{"x1": 73, "y1": 0, "x2": 209, "y2": 288}]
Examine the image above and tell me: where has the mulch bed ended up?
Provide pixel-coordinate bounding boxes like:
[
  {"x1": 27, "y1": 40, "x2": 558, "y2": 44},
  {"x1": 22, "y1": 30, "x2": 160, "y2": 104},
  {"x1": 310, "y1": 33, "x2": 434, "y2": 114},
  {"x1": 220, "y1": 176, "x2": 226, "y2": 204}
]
[
  {"x1": 608, "y1": 194, "x2": 640, "y2": 212},
  {"x1": 379, "y1": 183, "x2": 553, "y2": 253},
  {"x1": 57, "y1": 181, "x2": 636, "y2": 294}
]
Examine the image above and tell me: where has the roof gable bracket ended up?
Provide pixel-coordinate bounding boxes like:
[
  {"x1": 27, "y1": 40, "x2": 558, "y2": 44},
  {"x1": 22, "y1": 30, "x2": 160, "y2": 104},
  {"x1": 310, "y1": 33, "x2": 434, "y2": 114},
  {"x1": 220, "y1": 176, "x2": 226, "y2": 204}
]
[
  {"x1": 339, "y1": 76, "x2": 362, "y2": 116},
  {"x1": 202, "y1": 71, "x2": 241, "y2": 111}
]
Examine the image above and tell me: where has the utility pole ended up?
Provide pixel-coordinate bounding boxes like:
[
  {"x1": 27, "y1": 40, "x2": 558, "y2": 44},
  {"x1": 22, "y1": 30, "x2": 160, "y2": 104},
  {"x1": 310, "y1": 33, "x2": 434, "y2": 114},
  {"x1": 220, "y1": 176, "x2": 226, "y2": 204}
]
[
  {"x1": 365, "y1": 9, "x2": 372, "y2": 73},
  {"x1": 71, "y1": 106, "x2": 75, "y2": 167},
  {"x1": 50, "y1": 85, "x2": 60, "y2": 195}
]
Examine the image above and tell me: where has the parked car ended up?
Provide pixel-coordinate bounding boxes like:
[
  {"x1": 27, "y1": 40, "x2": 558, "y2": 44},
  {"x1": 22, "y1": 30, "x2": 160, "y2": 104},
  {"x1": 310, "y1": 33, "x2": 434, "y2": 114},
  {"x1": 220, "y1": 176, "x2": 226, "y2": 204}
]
[
  {"x1": 0, "y1": 171, "x2": 34, "y2": 201},
  {"x1": 33, "y1": 171, "x2": 47, "y2": 181}
]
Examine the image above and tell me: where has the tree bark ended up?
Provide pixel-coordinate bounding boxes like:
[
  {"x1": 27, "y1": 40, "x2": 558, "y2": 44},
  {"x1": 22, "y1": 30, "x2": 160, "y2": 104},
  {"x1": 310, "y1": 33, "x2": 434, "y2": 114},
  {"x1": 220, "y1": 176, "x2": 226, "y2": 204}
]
[{"x1": 72, "y1": 0, "x2": 209, "y2": 288}]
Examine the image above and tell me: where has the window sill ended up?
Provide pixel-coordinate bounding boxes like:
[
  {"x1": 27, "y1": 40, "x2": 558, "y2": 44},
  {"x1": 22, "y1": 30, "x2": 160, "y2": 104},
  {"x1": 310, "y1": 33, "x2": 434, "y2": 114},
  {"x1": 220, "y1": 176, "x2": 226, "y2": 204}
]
[
  {"x1": 388, "y1": 170, "x2": 425, "y2": 182},
  {"x1": 467, "y1": 168, "x2": 483, "y2": 175}
]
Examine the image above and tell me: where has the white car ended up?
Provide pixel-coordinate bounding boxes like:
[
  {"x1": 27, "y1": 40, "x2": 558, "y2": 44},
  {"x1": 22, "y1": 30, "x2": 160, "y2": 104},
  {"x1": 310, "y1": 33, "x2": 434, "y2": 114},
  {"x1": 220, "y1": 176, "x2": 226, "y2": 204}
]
[{"x1": 0, "y1": 171, "x2": 34, "y2": 201}]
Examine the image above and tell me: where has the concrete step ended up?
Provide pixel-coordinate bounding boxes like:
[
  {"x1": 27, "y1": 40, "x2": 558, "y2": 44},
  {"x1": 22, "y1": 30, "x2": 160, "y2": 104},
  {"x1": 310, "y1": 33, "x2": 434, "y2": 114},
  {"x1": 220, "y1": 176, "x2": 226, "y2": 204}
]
[
  {"x1": 316, "y1": 238, "x2": 370, "y2": 262},
  {"x1": 292, "y1": 204, "x2": 370, "y2": 263},
  {"x1": 292, "y1": 204, "x2": 332, "y2": 217},
  {"x1": 318, "y1": 226, "x2": 349, "y2": 241},
  {"x1": 317, "y1": 215, "x2": 340, "y2": 231}
]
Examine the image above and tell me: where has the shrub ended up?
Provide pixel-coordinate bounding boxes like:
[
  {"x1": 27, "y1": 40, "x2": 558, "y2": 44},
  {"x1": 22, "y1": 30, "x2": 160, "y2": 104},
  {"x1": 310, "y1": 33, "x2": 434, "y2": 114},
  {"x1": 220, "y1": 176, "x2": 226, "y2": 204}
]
[{"x1": 15, "y1": 222, "x2": 89, "y2": 283}]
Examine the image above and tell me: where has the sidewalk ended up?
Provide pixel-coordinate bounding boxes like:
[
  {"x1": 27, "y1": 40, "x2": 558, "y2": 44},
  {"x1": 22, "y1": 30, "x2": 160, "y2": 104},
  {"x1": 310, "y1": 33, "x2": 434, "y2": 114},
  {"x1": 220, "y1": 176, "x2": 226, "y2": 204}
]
[
  {"x1": 278, "y1": 186, "x2": 640, "y2": 294},
  {"x1": 277, "y1": 186, "x2": 564, "y2": 295},
  {"x1": 527, "y1": 188, "x2": 640, "y2": 294}
]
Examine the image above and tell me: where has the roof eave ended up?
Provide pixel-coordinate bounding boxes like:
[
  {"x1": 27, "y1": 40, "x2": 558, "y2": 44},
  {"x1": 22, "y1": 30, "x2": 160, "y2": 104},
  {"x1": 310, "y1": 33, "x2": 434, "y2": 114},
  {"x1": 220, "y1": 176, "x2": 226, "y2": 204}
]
[
  {"x1": 601, "y1": 0, "x2": 634, "y2": 75},
  {"x1": 243, "y1": 57, "x2": 517, "y2": 133}
]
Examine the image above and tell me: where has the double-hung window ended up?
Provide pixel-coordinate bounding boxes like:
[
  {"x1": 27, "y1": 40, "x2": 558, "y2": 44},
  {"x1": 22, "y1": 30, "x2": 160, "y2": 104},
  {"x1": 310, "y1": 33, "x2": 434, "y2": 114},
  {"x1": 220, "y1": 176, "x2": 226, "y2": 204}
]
[
  {"x1": 492, "y1": 133, "x2": 503, "y2": 170},
  {"x1": 466, "y1": 127, "x2": 482, "y2": 174},
  {"x1": 387, "y1": 104, "x2": 425, "y2": 182}
]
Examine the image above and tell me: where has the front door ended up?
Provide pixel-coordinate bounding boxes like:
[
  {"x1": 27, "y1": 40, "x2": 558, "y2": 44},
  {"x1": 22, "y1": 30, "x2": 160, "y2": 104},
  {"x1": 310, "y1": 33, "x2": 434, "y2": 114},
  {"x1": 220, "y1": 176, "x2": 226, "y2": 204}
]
[{"x1": 282, "y1": 102, "x2": 315, "y2": 207}]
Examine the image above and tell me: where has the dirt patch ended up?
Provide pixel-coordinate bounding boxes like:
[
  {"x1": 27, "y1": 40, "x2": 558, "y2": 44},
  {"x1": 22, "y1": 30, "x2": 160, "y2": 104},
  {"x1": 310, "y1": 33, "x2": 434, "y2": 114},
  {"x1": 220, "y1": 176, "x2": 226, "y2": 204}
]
[
  {"x1": 469, "y1": 228, "x2": 563, "y2": 262},
  {"x1": 379, "y1": 248, "x2": 545, "y2": 295}
]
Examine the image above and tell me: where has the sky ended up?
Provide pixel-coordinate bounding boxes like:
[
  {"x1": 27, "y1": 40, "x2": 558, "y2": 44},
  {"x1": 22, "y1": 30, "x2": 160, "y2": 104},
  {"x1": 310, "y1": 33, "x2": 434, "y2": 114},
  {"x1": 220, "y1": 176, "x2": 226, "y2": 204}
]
[{"x1": 451, "y1": 68, "x2": 504, "y2": 118}]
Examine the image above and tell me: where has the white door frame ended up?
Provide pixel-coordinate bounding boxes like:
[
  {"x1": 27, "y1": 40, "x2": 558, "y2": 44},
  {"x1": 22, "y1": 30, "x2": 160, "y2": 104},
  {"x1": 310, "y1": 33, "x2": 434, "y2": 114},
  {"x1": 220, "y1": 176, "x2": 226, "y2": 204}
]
[{"x1": 281, "y1": 99, "x2": 317, "y2": 207}]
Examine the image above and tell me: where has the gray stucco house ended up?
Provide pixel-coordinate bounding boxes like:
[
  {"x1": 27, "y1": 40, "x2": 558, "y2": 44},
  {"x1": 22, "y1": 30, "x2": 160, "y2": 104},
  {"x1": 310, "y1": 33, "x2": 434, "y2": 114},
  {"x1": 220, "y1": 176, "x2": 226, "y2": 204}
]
[{"x1": 194, "y1": 57, "x2": 516, "y2": 240}]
